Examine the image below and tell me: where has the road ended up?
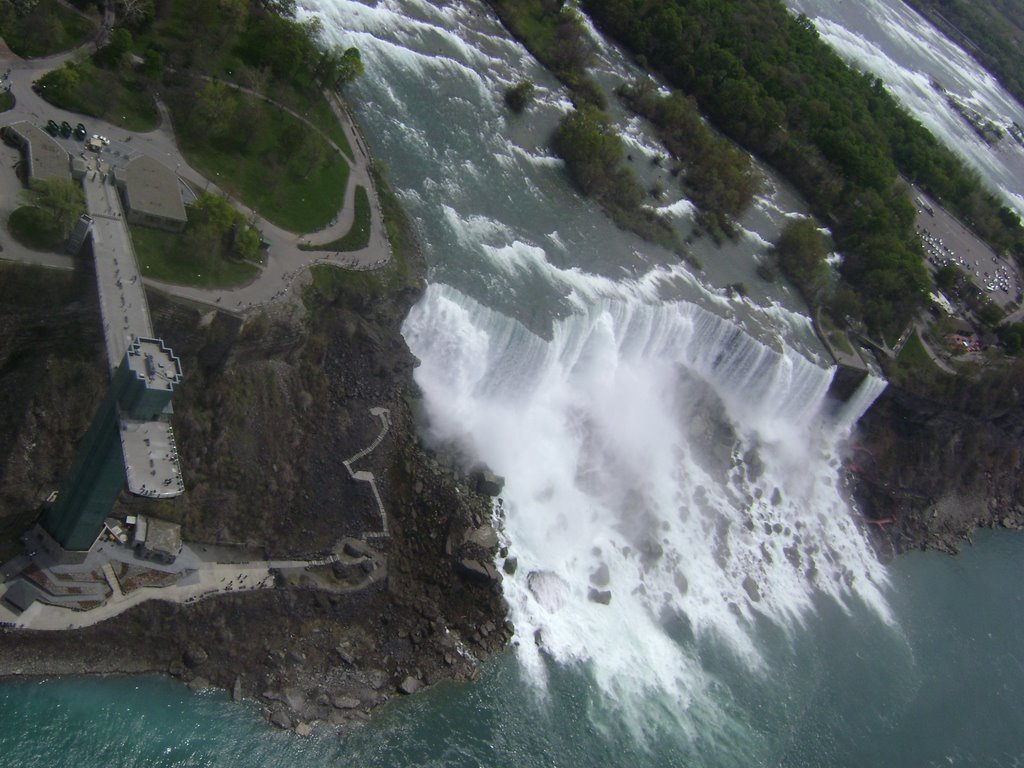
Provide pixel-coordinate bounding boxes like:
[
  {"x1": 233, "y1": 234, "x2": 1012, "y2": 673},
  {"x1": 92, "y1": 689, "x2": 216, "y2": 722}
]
[{"x1": 0, "y1": 36, "x2": 392, "y2": 313}]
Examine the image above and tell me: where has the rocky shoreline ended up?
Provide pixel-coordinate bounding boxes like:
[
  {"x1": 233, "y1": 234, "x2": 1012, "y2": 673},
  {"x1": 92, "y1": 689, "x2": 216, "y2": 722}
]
[
  {"x1": 852, "y1": 380, "x2": 1024, "y2": 556},
  {"x1": 2, "y1": 243, "x2": 1023, "y2": 734},
  {"x1": 0, "y1": 211, "x2": 513, "y2": 733}
]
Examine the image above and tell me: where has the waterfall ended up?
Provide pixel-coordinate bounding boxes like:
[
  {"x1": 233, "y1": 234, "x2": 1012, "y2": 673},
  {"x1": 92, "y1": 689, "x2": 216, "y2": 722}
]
[
  {"x1": 403, "y1": 284, "x2": 891, "y2": 737},
  {"x1": 835, "y1": 372, "x2": 889, "y2": 430}
]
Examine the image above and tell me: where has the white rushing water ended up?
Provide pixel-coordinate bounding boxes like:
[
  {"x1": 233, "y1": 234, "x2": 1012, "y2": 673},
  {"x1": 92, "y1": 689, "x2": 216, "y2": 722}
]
[
  {"x1": 403, "y1": 283, "x2": 891, "y2": 738},
  {"x1": 306, "y1": 0, "x2": 892, "y2": 740}
]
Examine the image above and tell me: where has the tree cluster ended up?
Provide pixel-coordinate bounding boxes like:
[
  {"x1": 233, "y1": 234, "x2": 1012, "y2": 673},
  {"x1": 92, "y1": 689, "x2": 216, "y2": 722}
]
[
  {"x1": 23, "y1": 178, "x2": 85, "y2": 238},
  {"x1": 486, "y1": 0, "x2": 604, "y2": 107},
  {"x1": 554, "y1": 105, "x2": 675, "y2": 248},
  {"x1": 185, "y1": 192, "x2": 260, "y2": 263},
  {"x1": 619, "y1": 81, "x2": 759, "y2": 237},
  {"x1": 771, "y1": 219, "x2": 830, "y2": 305},
  {"x1": 503, "y1": 81, "x2": 535, "y2": 113},
  {"x1": 582, "y1": 0, "x2": 1024, "y2": 335}
]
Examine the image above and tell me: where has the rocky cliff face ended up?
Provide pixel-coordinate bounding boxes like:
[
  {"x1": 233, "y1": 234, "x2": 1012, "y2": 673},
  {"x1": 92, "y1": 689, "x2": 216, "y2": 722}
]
[
  {"x1": 853, "y1": 381, "x2": 1024, "y2": 554},
  {"x1": 0, "y1": 253, "x2": 510, "y2": 732}
]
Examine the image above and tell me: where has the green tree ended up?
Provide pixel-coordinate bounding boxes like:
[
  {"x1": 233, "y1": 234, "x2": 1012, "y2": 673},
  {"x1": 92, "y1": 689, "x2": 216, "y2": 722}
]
[
  {"x1": 334, "y1": 46, "x2": 364, "y2": 89},
  {"x1": 233, "y1": 224, "x2": 260, "y2": 261},
  {"x1": 95, "y1": 27, "x2": 133, "y2": 68},
  {"x1": 935, "y1": 263, "x2": 959, "y2": 290},
  {"x1": 774, "y1": 218, "x2": 831, "y2": 304},
  {"x1": 37, "y1": 63, "x2": 80, "y2": 102},
  {"x1": 23, "y1": 178, "x2": 85, "y2": 238},
  {"x1": 504, "y1": 80, "x2": 535, "y2": 113},
  {"x1": 189, "y1": 82, "x2": 237, "y2": 141},
  {"x1": 141, "y1": 47, "x2": 163, "y2": 79}
]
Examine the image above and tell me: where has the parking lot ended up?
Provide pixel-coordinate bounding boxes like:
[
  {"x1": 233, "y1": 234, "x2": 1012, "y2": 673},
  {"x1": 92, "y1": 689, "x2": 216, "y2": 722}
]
[{"x1": 915, "y1": 189, "x2": 1022, "y2": 310}]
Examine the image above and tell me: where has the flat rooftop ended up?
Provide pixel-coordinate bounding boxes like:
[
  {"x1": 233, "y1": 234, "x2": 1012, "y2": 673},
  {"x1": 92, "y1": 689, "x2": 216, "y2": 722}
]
[
  {"x1": 120, "y1": 419, "x2": 184, "y2": 498},
  {"x1": 83, "y1": 175, "x2": 154, "y2": 370},
  {"x1": 115, "y1": 154, "x2": 186, "y2": 223},
  {"x1": 126, "y1": 337, "x2": 182, "y2": 392},
  {"x1": 2, "y1": 121, "x2": 71, "y2": 182},
  {"x1": 133, "y1": 514, "x2": 182, "y2": 556}
]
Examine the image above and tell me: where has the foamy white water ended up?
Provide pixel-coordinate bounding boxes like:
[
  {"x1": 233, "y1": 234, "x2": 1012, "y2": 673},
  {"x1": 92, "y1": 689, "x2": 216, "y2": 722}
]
[
  {"x1": 403, "y1": 284, "x2": 891, "y2": 735},
  {"x1": 306, "y1": 0, "x2": 892, "y2": 741}
]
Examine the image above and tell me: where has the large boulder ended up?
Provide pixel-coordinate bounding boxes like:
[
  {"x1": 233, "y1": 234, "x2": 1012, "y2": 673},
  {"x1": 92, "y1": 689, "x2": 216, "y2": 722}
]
[
  {"x1": 742, "y1": 575, "x2": 761, "y2": 602},
  {"x1": 470, "y1": 467, "x2": 505, "y2": 497},
  {"x1": 183, "y1": 646, "x2": 208, "y2": 669},
  {"x1": 332, "y1": 695, "x2": 361, "y2": 710},
  {"x1": 456, "y1": 557, "x2": 501, "y2": 584},
  {"x1": 269, "y1": 708, "x2": 293, "y2": 730},
  {"x1": 398, "y1": 676, "x2": 421, "y2": 695},
  {"x1": 466, "y1": 524, "x2": 498, "y2": 549}
]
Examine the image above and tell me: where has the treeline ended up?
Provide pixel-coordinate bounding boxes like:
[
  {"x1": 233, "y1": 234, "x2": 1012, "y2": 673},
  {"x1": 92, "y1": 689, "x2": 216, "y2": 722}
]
[
  {"x1": 553, "y1": 105, "x2": 675, "y2": 247},
  {"x1": 582, "y1": 0, "x2": 1024, "y2": 334},
  {"x1": 486, "y1": 0, "x2": 605, "y2": 107}
]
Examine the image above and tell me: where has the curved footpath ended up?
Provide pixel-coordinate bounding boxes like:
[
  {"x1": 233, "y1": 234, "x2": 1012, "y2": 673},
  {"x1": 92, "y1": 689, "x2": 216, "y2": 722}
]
[{"x1": 0, "y1": 39, "x2": 392, "y2": 314}]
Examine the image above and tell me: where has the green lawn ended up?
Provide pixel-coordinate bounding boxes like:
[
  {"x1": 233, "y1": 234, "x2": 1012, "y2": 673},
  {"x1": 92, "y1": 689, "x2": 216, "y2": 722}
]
[
  {"x1": 7, "y1": 206, "x2": 64, "y2": 251},
  {"x1": 36, "y1": 62, "x2": 158, "y2": 132},
  {"x1": 130, "y1": 225, "x2": 258, "y2": 288},
  {"x1": 300, "y1": 186, "x2": 370, "y2": 252},
  {"x1": 266, "y1": 80, "x2": 354, "y2": 161},
  {"x1": 0, "y1": 91, "x2": 13, "y2": 113},
  {"x1": 896, "y1": 329, "x2": 934, "y2": 369},
  {"x1": 304, "y1": 166, "x2": 419, "y2": 307},
  {"x1": 0, "y1": 0, "x2": 95, "y2": 58},
  {"x1": 818, "y1": 314, "x2": 856, "y2": 356},
  {"x1": 171, "y1": 90, "x2": 349, "y2": 234}
]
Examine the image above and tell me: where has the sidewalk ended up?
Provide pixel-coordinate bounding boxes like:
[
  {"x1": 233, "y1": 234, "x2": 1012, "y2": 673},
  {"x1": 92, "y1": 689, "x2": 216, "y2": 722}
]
[{"x1": 0, "y1": 36, "x2": 392, "y2": 313}]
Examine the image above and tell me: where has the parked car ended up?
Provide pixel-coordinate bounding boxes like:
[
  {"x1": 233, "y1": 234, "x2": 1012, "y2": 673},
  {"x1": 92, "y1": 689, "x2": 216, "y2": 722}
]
[
  {"x1": 45, "y1": 119, "x2": 60, "y2": 137},
  {"x1": 59, "y1": 120, "x2": 72, "y2": 138},
  {"x1": 73, "y1": 123, "x2": 87, "y2": 140}
]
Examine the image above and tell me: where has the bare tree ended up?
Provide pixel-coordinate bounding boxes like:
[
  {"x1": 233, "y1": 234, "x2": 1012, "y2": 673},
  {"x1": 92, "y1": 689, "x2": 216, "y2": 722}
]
[{"x1": 116, "y1": 0, "x2": 153, "y2": 25}]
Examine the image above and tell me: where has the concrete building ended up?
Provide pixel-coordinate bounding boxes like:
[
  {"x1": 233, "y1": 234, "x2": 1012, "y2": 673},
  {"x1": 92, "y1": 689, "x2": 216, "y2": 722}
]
[
  {"x1": 132, "y1": 514, "x2": 182, "y2": 564},
  {"x1": 113, "y1": 154, "x2": 187, "y2": 232},
  {"x1": 0, "y1": 121, "x2": 71, "y2": 183},
  {"x1": 44, "y1": 337, "x2": 183, "y2": 555}
]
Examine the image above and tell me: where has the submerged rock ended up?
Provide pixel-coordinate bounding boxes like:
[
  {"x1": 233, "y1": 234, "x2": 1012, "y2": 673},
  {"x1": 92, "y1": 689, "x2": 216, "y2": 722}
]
[
  {"x1": 588, "y1": 588, "x2": 612, "y2": 605},
  {"x1": 742, "y1": 575, "x2": 761, "y2": 603},
  {"x1": 527, "y1": 570, "x2": 569, "y2": 610}
]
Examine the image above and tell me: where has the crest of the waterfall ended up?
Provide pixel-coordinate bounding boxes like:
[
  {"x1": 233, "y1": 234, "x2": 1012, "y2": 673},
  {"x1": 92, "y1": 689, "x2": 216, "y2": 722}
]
[
  {"x1": 403, "y1": 284, "x2": 892, "y2": 737},
  {"x1": 834, "y1": 372, "x2": 889, "y2": 430}
]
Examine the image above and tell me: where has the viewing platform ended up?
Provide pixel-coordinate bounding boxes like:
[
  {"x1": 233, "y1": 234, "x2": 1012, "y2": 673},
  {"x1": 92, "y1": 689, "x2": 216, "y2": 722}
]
[{"x1": 83, "y1": 174, "x2": 185, "y2": 500}]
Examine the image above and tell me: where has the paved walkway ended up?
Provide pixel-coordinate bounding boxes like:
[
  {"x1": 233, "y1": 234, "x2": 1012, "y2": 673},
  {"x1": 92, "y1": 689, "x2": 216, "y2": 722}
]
[
  {"x1": 0, "y1": 35, "x2": 392, "y2": 313},
  {"x1": 342, "y1": 407, "x2": 392, "y2": 540},
  {"x1": 0, "y1": 537, "x2": 355, "y2": 631}
]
